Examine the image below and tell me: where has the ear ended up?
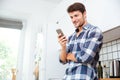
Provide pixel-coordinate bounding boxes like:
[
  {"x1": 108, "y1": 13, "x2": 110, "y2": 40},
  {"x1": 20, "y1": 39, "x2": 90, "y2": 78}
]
[{"x1": 83, "y1": 11, "x2": 87, "y2": 18}]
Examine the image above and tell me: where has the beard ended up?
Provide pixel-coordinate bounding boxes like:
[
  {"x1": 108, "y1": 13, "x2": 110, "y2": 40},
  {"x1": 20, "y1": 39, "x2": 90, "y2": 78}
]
[
  {"x1": 79, "y1": 22, "x2": 84, "y2": 28},
  {"x1": 76, "y1": 20, "x2": 85, "y2": 29}
]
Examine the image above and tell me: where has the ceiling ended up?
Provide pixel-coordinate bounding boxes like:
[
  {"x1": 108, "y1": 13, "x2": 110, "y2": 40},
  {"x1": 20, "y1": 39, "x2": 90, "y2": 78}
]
[
  {"x1": 0, "y1": 0, "x2": 63, "y2": 21},
  {"x1": 43, "y1": 0, "x2": 62, "y2": 3}
]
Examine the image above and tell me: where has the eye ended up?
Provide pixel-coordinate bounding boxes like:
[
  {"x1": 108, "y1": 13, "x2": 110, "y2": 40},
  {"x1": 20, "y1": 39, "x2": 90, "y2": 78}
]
[
  {"x1": 74, "y1": 15, "x2": 78, "y2": 17},
  {"x1": 70, "y1": 16, "x2": 73, "y2": 19}
]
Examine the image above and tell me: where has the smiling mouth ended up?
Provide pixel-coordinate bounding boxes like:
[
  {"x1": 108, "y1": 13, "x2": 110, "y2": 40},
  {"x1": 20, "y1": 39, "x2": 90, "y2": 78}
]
[
  {"x1": 74, "y1": 22, "x2": 78, "y2": 25},
  {"x1": 74, "y1": 21, "x2": 78, "y2": 24}
]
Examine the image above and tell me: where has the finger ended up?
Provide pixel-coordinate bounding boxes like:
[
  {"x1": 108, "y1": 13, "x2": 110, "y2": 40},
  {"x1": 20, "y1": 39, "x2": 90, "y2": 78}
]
[
  {"x1": 67, "y1": 54, "x2": 71, "y2": 56},
  {"x1": 61, "y1": 38, "x2": 67, "y2": 42},
  {"x1": 61, "y1": 36, "x2": 66, "y2": 39},
  {"x1": 67, "y1": 53, "x2": 72, "y2": 57},
  {"x1": 58, "y1": 33, "x2": 63, "y2": 38},
  {"x1": 58, "y1": 34, "x2": 61, "y2": 38},
  {"x1": 58, "y1": 36, "x2": 67, "y2": 43},
  {"x1": 58, "y1": 38, "x2": 64, "y2": 43},
  {"x1": 61, "y1": 41, "x2": 67, "y2": 45},
  {"x1": 67, "y1": 56, "x2": 71, "y2": 60}
]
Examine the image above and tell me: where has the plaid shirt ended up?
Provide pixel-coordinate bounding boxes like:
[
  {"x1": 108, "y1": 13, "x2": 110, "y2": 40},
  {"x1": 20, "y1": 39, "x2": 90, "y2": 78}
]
[{"x1": 60, "y1": 23, "x2": 103, "y2": 80}]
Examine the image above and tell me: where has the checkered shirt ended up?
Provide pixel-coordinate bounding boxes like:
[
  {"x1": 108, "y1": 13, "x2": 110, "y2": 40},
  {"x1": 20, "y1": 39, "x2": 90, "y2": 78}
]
[{"x1": 60, "y1": 23, "x2": 103, "y2": 80}]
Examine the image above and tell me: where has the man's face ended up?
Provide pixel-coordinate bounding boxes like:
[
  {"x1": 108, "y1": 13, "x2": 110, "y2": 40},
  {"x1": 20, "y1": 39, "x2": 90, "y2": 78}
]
[{"x1": 69, "y1": 10, "x2": 86, "y2": 28}]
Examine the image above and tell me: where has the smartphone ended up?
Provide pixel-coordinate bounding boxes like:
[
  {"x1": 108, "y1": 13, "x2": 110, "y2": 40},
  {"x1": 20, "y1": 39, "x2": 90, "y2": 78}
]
[{"x1": 56, "y1": 29, "x2": 64, "y2": 37}]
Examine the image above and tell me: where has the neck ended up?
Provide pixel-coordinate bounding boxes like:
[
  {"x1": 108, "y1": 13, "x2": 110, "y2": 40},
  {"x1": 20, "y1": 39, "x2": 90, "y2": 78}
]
[{"x1": 77, "y1": 21, "x2": 87, "y2": 32}]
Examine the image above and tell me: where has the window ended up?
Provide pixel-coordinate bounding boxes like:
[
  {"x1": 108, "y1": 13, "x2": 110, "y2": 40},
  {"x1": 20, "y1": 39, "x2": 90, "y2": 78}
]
[{"x1": 0, "y1": 18, "x2": 22, "y2": 80}]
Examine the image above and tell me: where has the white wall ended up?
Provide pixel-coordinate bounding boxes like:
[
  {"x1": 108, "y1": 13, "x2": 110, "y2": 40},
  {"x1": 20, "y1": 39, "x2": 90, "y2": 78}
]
[
  {"x1": 86, "y1": 0, "x2": 120, "y2": 31},
  {"x1": 45, "y1": 0, "x2": 120, "y2": 79}
]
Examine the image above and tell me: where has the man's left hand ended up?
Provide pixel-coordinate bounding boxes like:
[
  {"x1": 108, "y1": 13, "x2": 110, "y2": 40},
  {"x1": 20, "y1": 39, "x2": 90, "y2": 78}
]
[{"x1": 67, "y1": 53, "x2": 77, "y2": 62}]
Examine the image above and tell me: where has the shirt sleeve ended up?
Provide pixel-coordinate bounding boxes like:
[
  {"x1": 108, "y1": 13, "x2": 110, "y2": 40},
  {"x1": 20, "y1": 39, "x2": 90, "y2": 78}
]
[{"x1": 75, "y1": 27, "x2": 103, "y2": 63}]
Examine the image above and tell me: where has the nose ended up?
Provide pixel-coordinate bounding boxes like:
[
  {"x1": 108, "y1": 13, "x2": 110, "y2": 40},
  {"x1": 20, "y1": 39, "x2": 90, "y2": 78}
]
[{"x1": 72, "y1": 17, "x2": 76, "y2": 23}]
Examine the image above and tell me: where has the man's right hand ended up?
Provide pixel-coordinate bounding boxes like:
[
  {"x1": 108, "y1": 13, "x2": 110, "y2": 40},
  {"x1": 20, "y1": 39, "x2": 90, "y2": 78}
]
[
  {"x1": 58, "y1": 33, "x2": 68, "y2": 63},
  {"x1": 58, "y1": 34, "x2": 67, "y2": 48}
]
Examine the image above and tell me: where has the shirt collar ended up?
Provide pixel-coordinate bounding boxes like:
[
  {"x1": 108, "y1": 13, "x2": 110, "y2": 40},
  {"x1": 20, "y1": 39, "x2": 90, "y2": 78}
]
[
  {"x1": 74, "y1": 23, "x2": 91, "y2": 34},
  {"x1": 82, "y1": 23, "x2": 91, "y2": 30}
]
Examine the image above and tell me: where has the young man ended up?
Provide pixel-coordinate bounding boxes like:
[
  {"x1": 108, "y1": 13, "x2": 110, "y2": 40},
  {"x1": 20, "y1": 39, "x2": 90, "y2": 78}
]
[{"x1": 58, "y1": 2, "x2": 103, "y2": 80}]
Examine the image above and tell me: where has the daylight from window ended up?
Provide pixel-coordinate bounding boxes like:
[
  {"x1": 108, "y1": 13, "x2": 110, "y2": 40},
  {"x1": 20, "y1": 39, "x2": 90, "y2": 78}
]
[{"x1": 0, "y1": 27, "x2": 21, "y2": 80}]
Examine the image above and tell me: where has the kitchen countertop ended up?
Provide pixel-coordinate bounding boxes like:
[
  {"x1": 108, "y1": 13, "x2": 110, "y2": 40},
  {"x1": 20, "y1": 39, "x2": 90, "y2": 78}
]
[{"x1": 100, "y1": 78, "x2": 120, "y2": 80}]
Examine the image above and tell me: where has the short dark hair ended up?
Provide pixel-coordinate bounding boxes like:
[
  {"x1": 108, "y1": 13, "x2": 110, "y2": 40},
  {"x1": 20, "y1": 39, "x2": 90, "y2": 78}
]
[{"x1": 67, "y1": 2, "x2": 86, "y2": 14}]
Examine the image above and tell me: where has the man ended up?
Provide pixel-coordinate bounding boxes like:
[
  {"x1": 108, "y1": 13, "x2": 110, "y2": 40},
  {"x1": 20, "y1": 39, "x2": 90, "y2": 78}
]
[{"x1": 58, "y1": 2, "x2": 103, "y2": 80}]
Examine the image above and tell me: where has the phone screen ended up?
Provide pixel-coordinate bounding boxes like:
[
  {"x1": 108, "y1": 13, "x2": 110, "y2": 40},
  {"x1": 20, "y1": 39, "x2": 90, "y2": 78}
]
[{"x1": 56, "y1": 29, "x2": 64, "y2": 36}]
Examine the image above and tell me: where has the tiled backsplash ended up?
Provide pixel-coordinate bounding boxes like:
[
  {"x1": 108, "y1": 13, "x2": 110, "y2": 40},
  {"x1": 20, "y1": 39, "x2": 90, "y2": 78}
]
[
  {"x1": 99, "y1": 38, "x2": 120, "y2": 77},
  {"x1": 100, "y1": 38, "x2": 120, "y2": 65}
]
